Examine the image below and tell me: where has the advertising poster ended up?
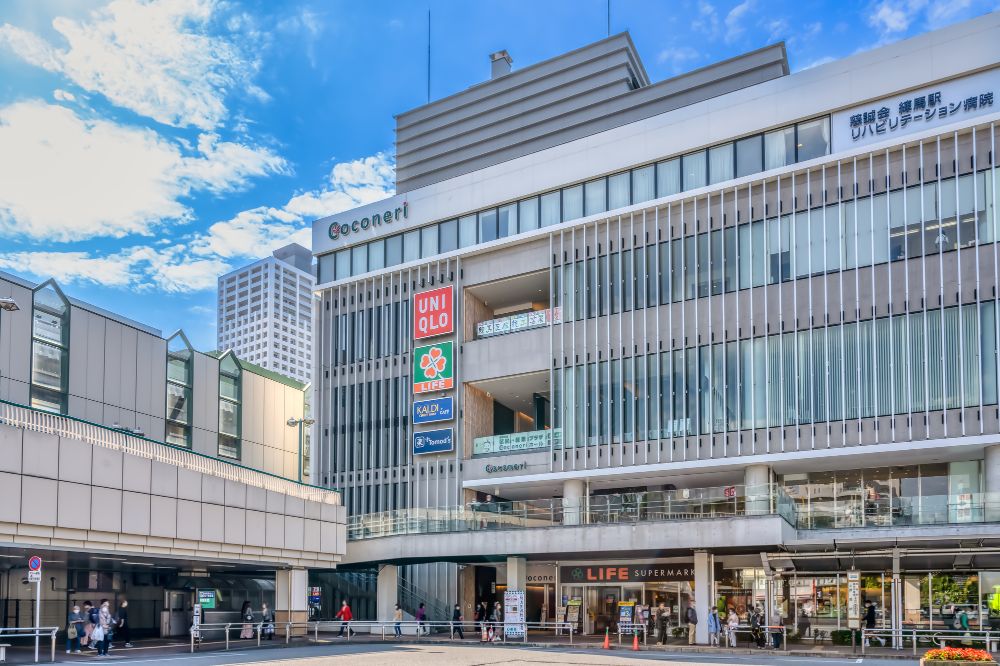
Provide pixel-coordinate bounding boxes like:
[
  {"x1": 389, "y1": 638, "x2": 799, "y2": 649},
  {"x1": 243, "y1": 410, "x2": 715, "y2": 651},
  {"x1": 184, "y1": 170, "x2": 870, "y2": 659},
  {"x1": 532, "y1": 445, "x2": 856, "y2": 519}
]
[
  {"x1": 566, "y1": 599, "x2": 582, "y2": 628},
  {"x1": 504, "y1": 590, "x2": 526, "y2": 638},
  {"x1": 197, "y1": 589, "x2": 216, "y2": 609},
  {"x1": 618, "y1": 601, "x2": 636, "y2": 635}
]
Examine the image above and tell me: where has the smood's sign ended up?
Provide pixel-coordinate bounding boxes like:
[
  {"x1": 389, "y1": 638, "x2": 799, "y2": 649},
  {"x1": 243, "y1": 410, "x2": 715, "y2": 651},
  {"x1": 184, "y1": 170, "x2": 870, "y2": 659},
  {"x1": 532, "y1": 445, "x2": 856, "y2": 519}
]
[
  {"x1": 832, "y1": 68, "x2": 1000, "y2": 151},
  {"x1": 328, "y1": 201, "x2": 408, "y2": 241},
  {"x1": 413, "y1": 428, "x2": 454, "y2": 455},
  {"x1": 414, "y1": 286, "x2": 453, "y2": 340},
  {"x1": 413, "y1": 397, "x2": 454, "y2": 424},
  {"x1": 560, "y1": 564, "x2": 696, "y2": 583},
  {"x1": 413, "y1": 341, "x2": 454, "y2": 393}
]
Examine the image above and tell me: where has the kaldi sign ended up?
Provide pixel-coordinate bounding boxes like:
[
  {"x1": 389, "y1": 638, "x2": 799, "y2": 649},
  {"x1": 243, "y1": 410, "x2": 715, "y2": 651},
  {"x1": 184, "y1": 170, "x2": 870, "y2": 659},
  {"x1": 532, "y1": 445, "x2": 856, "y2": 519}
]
[{"x1": 414, "y1": 286, "x2": 453, "y2": 340}]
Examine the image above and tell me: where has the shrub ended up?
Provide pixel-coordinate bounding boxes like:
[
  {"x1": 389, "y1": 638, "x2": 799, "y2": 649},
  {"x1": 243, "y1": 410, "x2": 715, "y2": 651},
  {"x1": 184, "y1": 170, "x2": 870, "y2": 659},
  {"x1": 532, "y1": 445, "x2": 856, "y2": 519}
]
[
  {"x1": 830, "y1": 629, "x2": 857, "y2": 645},
  {"x1": 923, "y1": 646, "x2": 995, "y2": 662}
]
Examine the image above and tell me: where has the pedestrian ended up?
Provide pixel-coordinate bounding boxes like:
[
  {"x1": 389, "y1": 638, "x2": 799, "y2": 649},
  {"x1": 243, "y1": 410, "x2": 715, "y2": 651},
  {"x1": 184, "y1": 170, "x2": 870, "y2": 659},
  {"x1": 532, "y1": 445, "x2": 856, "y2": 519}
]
[
  {"x1": 261, "y1": 602, "x2": 275, "y2": 640},
  {"x1": 726, "y1": 607, "x2": 740, "y2": 647},
  {"x1": 797, "y1": 607, "x2": 811, "y2": 639},
  {"x1": 655, "y1": 602, "x2": 669, "y2": 645},
  {"x1": 393, "y1": 603, "x2": 403, "y2": 638},
  {"x1": 240, "y1": 601, "x2": 255, "y2": 639},
  {"x1": 750, "y1": 606, "x2": 766, "y2": 648},
  {"x1": 415, "y1": 602, "x2": 427, "y2": 636},
  {"x1": 491, "y1": 601, "x2": 503, "y2": 641},
  {"x1": 85, "y1": 601, "x2": 98, "y2": 650},
  {"x1": 958, "y1": 606, "x2": 972, "y2": 645},
  {"x1": 335, "y1": 600, "x2": 355, "y2": 637},
  {"x1": 685, "y1": 603, "x2": 698, "y2": 645},
  {"x1": 707, "y1": 606, "x2": 721, "y2": 646},
  {"x1": 864, "y1": 602, "x2": 883, "y2": 647},
  {"x1": 66, "y1": 604, "x2": 84, "y2": 654},
  {"x1": 452, "y1": 604, "x2": 465, "y2": 639},
  {"x1": 474, "y1": 601, "x2": 484, "y2": 638},
  {"x1": 96, "y1": 599, "x2": 113, "y2": 656},
  {"x1": 116, "y1": 599, "x2": 132, "y2": 648}
]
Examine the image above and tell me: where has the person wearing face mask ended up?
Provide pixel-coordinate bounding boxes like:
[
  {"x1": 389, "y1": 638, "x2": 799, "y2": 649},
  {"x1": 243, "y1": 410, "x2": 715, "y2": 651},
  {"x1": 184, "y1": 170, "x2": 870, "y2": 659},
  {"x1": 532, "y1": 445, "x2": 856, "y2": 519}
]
[
  {"x1": 96, "y1": 599, "x2": 113, "y2": 656},
  {"x1": 67, "y1": 604, "x2": 84, "y2": 653},
  {"x1": 115, "y1": 599, "x2": 132, "y2": 648}
]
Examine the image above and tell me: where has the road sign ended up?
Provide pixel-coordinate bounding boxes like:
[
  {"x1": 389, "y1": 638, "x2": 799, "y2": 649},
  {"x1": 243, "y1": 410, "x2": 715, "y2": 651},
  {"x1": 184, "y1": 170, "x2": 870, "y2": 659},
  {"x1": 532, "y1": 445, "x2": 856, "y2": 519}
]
[
  {"x1": 28, "y1": 555, "x2": 41, "y2": 571},
  {"x1": 28, "y1": 570, "x2": 41, "y2": 582}
]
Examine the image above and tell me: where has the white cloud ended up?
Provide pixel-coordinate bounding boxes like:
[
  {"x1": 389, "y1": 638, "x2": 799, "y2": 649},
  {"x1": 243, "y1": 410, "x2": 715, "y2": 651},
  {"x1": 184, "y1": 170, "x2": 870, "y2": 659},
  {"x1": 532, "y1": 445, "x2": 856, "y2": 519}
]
[
  {"x1": 0, "y1": 0, "x2": 263, "y2": 130},
  {"x1": 0, "y1": 100, "x2": 286, "y2": 242},
  {"x1": 691, "y1": 0, "x2": 720, "y2": 38},
  {"x1": 53, "y1": 89, "x2": 76, "y2": 102},
  {"x1": 657, "y1": 46, "x2": 701, "y2": 74},
  {"x1": 0, "y1": 153, "x2": 394, "y2": 294},
  {"x1": 868, "y1": 0, "x2": 927, "y2": 35},
  {"x1": 724, "y1": 0, "x2": 755, "y2": 43}
]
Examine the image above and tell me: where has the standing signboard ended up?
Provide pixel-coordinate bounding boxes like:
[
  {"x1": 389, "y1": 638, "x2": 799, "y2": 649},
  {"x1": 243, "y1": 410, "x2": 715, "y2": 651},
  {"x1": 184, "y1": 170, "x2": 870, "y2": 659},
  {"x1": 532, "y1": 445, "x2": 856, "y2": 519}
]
[
  {"x1": 618, "y1": 601, "x2": 636, "y2": 635},
  {"x1": 847, "y1": 570, "x2": 861, "y2": 629},
  {"x1": 412, "y1": 341, "x2": 454, "y2": 393},
  {"x1": 503, "y1": 590, "x2": 526, "y2": 639},
  {"x1": 413, "y1": 286, "x2": 454, "y2": 340}
]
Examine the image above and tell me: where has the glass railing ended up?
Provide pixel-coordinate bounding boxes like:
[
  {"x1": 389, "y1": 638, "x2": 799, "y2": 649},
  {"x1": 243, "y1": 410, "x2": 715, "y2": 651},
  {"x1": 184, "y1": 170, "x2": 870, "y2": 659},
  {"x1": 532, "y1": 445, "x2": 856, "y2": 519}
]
[
  {"x1": 347, "y1": 483, "x2": 777, "y2": 540},
  {"x1": 782, "y1": 493, "x2": 1000, "y2": 530},
  {"x1": 474, "y1": 307, "x2": 561, "y2": 339},
  {"x1": 473, "y1": 428, "x2": 562, "y2": 456}
]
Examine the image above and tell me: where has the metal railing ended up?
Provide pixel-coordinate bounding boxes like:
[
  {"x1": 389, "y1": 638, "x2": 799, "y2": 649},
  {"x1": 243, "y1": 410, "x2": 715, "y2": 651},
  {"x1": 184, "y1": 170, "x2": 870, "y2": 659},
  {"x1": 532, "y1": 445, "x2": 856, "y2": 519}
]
[
  {"x1": 785, "y1": 493, "x2": 1000, "y2": 530},
  {"x1": 189, "y1": 621, "x2": 265, "y2": 652},
  {"x1": 0, "y1": 626, "x2": 59, "y2": 663},
  {"x1": 0, "y1": 398, "x2": 339, "y2": 505},
  {"x1": 860, "y1": 627, "x2": 1000, "y2": 656},
  {"x1": 348, "y1": 484, "x2": 777, "y2": 540},
  {"x1": 724, "y1": 624, "x2": 788, "y2": 651}
]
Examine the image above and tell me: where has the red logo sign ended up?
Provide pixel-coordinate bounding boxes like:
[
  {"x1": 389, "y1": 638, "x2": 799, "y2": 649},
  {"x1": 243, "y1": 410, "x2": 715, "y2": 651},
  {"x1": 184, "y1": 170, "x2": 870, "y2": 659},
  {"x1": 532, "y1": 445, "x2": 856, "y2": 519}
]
[
  {"x1": 723, "y1": 486, "x2": 736, "y2": 498},
  {"x1": 413, "y1": 286, "x2": 453, "y2": 340}
]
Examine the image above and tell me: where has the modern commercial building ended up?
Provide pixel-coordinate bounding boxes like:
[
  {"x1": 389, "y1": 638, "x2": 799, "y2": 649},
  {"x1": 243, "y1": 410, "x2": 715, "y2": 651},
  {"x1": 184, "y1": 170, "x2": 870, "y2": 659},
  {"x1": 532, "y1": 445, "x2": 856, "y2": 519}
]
[
  {"x1": 312, "y1": 14, "x2": 1000, "y2": 643},
  {"x1": 0, "y1": 270, "x2": 343, "y2": 637},
  {"x1": 217, "y1": 243, "x2": 315, "y2": 384}
]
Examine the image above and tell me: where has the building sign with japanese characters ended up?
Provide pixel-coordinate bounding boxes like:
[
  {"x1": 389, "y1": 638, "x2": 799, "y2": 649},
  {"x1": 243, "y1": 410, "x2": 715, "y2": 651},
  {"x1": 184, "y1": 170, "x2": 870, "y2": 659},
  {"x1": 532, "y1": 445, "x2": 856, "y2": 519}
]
[{"x1": 832, "y1": 68, "x2": 1000, "y2": 151}]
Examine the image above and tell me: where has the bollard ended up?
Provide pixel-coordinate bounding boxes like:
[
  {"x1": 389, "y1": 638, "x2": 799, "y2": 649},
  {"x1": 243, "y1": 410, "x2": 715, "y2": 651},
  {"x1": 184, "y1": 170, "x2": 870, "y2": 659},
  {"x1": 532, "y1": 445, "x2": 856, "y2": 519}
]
[
  {"x1": 315, "y1": 621, "x2": 319, "y2": 643},
  {"x1": 258, "y1": 622, "x2": 263, "y2": 648},
  {"x1": 225, "y1": 623, "x2": 231, "y2": 651}
]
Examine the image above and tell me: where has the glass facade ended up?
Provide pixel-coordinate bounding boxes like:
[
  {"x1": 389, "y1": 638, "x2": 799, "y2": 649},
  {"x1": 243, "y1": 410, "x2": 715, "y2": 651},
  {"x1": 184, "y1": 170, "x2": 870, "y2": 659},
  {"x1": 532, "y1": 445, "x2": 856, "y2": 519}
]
[
  {"x1": 165, "y1": 332, "x2": 193, "y2": 448},
  {"x1": 218, "y1": 353, "x2": 241, "y2": 459},
  {"x1": 316, "y1": 116, "x2": 833, "y2": 282},
  {"x1": 29, "y1": 281, "x2": 69, "y2": 414}
]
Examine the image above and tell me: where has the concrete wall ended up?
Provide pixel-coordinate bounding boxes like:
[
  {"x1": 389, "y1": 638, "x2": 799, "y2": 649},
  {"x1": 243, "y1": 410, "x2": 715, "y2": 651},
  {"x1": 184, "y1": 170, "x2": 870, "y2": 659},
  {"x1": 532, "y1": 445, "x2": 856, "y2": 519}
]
[{"x1": 0, "y1": 424, "x2": 345, "y2": 568}]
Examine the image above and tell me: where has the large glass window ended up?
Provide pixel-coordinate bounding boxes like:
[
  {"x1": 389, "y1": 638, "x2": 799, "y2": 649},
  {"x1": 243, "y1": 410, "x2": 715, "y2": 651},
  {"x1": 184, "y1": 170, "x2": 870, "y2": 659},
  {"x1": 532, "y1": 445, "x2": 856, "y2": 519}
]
[
  {"x1": 420, "y1": 223, "x2": 439, "y2": 257},
  {"x1": 608, "y1": 172, "x2": 630, "y2": 209},
  {"x1": 585, "y1": 178, "x2": 607, "y2": 216},
  {"x1": 385, "y1": 234, "x2": 403, "y2": 266},
  {"x1": 632, "y1": 165, "x2": 655, "y2": 203},
  {"x1": 562, "y1": 185, "x2": 583, "y2": 221},
  {"x1": 498, "y1": 203, "x2": 518, "y2": 237},
  {"x1": 796, "y1": 117, "x2": 831, "y2": 162},
  {"x1": 351, "y1": 244, "x2": 368, "y2": 275},
  {"x1": 30, "y1": 281, "x2": 69, "y2": 414},
  {"x1": 708, "y1": 143, "x2": 734, "y2": 185},
  {"x1": 682, "y1": 151, "x2": 707, "y2": 190},
  {"x1": 519, "y1": 198, "x2": 539, "y2": 231},
  {"x1": 403, "y1": 229, "x2": 421, "y2": 262},
  {"x1": 479, "y1": 209, "x2": 498, "y2": 242},
  {"x1": 335, "y1": 248, "x2": 350, "y2": 280},
  {"x1": 764, "y1": 126, "x2": 796, "y2": 170},
  {"x1": 656, "y1": 158, "x2": 681, "y2": 197},
  {"x1": 459, "y1": 214, "x2": 477, "y2": 247},
  {"x1": 439, "y1": 219, "x2": 458, "y2": 253},
  {"x1": 368, "y1": 239, "x2": 385, "y2": 270},
  {"x1": 540, "y1": 192, "x2": 561, "y2": 227},
  {"x1": 218, "y1": 353, "x2": 241, "y2": 459},
  {"x1": 735, "y1": 135, "x2": 763, "y2": 177},
  {"x1": 166, "y1": 332, "x2": 193, "y2": 448}
]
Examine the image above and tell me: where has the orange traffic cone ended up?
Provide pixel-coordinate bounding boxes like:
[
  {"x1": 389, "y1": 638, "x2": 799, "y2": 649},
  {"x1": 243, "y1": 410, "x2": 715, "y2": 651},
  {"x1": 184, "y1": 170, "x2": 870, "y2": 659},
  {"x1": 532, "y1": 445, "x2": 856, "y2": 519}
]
[
  {"x1": 602, "y1": 628, "x2": 610, "y2": 649},
  {"x1": 633, "y1": 632, "x2": 640, "y2": 651}
]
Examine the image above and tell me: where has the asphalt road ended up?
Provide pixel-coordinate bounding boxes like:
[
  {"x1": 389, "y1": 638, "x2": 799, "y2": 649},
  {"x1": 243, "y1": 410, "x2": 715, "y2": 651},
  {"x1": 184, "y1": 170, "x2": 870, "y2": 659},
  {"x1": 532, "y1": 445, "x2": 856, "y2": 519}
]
[{"x1": 41, "y1": 643, "x2": 917, "y2": 665}]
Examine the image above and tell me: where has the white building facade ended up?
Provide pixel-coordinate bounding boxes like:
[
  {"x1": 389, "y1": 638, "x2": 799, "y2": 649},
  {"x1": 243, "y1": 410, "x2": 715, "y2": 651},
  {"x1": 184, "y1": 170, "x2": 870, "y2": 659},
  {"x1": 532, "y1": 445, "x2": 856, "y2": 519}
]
[{"x1": 217, "y1": 243, "x2": 315, "y2": 385}]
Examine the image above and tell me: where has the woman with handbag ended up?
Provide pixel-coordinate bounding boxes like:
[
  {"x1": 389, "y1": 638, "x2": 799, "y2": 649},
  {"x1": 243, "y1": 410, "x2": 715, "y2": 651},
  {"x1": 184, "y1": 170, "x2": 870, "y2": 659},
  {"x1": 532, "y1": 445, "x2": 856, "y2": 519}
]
[
  {"x1": 240, "y1": 602, "x2": 255, "y2": 639},
  {"x1": 94, "y1": 600, "x2": 112, "y2": 656},
  {"x1": 66, "y1": 605, "x2": 84, "y2": 654}
]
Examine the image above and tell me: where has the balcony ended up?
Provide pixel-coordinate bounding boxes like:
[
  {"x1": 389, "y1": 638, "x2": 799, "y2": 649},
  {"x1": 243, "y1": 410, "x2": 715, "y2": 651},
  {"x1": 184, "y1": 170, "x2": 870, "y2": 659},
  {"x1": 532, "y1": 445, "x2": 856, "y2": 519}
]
[{"x1": 474, "y1": 307, "x2": 560, "y2": 339}]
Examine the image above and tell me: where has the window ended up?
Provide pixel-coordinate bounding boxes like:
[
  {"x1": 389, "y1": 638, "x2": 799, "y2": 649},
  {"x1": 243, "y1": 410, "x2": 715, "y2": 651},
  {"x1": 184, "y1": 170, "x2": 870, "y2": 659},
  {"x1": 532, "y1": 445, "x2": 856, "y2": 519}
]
[
  {"x1": 30, "y1": 281, "x2": 69, "y2": 414},
  {"x1": 540, "y1": 192, "x2": 560, "y2": 227},
  {"x1": 682, "y1": 151, "x2": 707, "y2": 190},
  {"x1": 439, "y1": 219, "x2": 458, "y2": 252},
  {"x1": 385, "y1": 234, "x2": 403, "y2": 266},
  {"x1": 519, "y1": 198, "x2": 539, "y2": 231},
  {"x1": 708, "y1": 144, "x2": 734, "y2": 185},
  {"x1": 351, "y1": 244, "x2": 368, "y2": 275},
  {"x1": 796, "y1": 117, "x2": 831, "y2": 162},
  {"x1": 479, "y1": 209, "x2": 498, "y2": 242},
  {"x1": 420, "y1": 224, "x2": 439, "y2": 257},
  {"x1": 335, "y1": 249, "x2": 350, "y2": 280},
  {"x1": 584, "y1": 179, "x2": 606, "y2": 216},
  {"x1": 317, "y1": 253, "x2": 335, "y2": 283},
  {"x1": 218, "y1": 353, "x2": 241, "y2": 459},
  {"x1": 165, "y1": 332, "x2": 192, "y2": 448},
  {"x1": 458, "y1": 214, "x2": 477, "y2": 247},
  {"x1": 632, "y1": 165, "x2": 655, "y2": 203},
  {"x1": 656, "y1": 158, "x2": 681, "y2": 197},
  {"x1": 608, "y1": 172, "x2": 630, "y2": 209},
  {"x1": 403, "y1": 230, "x2": 420, "y2": 262},
  {"x1": 764, "y1": 126, "x2": 796, "y2": 170},
  {"x1": 368, "y1": 239, "x2": 385, "y2": 270},
  {"x1": 498, "y1": 203, "x2": 517, "y2": 237},
  {"x1": 735, "y1": 135, "x2": 763, "y2": 177},
  {"x1": 562, "y1": 184, "x2": 583, "y2": 221}
]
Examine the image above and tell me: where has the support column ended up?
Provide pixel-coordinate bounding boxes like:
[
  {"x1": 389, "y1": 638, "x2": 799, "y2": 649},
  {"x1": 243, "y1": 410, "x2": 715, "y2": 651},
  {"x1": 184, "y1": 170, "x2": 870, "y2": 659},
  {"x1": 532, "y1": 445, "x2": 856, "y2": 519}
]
[
  {"x1": 986, "y1": 446, "x2": 1000, "y2": 520},
  {"x1": 275, "y1": 568, "x2": 308, "y2": 634},
  {"x1": 377, "y1": 565, "x2": 399, "y2": 622},
  {"x1": 562, "y1": 479, "x2": 585, "y2": 525},
  {"x1": 506, "y1": 556, "x2": 526, "y2": 591},
  {"x1": 693, "y1": 551, "x2": 714, "y2": 645},
  {"x1": 744, "y1": 464, "x2": 771, "y2": 515}
]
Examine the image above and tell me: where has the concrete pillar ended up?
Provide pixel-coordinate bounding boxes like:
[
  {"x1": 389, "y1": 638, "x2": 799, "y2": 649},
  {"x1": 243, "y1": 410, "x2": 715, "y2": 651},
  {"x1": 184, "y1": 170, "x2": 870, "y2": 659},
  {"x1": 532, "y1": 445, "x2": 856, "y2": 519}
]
[
  {"x1": 562, "y1": 479, "x2": 585, "y2": 525},
  {"x1": 693, "y1": 551, "x2": 714, "y2": 645},
  {"x1": 275, "y1": 568, "x2": 308, "y2": 633},
  {"x1": 377, "y1": 565, "x2": 398, "y2": 622},
  {"x1": 506, "y1": 556, "x2": 526, "y2": 591},
  {"x1": 744, "y1": 464, "x2": 771, "y2": 515},
  {"x1": 986, "y1": 446, "x2": 1000, "y2": 520}
]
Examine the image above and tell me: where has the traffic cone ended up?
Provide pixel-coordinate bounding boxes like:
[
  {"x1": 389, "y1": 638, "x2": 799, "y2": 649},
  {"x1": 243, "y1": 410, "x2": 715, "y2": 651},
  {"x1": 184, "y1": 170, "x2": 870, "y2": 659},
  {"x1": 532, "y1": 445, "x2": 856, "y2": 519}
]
[
  {"x1": 602, "y1": 628, "x2": 610, "y2": 649},
  {"x1": 633, "y1": 632, "x2": 640, "y2": 651}
]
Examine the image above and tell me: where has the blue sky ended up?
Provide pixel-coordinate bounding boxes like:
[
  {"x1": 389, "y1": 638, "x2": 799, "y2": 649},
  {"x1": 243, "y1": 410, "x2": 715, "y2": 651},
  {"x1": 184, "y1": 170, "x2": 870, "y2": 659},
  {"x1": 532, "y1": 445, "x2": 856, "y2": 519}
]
[{"x1": 0, "y1": 0, "x2": 996, "y2": 351}]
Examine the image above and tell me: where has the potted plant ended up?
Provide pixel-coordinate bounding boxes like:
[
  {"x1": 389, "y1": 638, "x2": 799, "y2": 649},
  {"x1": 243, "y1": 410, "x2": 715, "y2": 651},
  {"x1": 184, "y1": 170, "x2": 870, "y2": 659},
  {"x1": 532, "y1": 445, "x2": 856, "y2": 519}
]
[{"x1": 920, "y1": 647, "x2": 997, "y2": 665}]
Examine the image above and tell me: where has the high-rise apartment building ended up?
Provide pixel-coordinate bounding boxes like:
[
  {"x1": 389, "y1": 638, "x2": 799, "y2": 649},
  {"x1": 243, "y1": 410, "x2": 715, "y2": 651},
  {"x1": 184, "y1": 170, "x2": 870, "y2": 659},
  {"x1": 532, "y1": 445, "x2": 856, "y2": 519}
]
[{"x1": 217, "y1": 243, "x2": 315, "y2": 384}]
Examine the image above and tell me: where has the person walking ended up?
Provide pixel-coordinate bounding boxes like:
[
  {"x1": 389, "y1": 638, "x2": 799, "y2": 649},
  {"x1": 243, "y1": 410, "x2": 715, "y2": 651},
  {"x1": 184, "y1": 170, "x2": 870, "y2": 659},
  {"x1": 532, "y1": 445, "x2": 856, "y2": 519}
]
[
  {"x1": 393, "y1": 604, "x2": 403, "y2": 638},
  {"x1": 452, "y1": 604, "x2": 464, "y2": 639},
  {"x1": 491, "y1": 601, "x2": 503, "y2": 641},
  {"x1": 685, "y1": 603, "x2": 698, "y2": 645},
  {"x1": 707, "y1": 607, "x2": 721, "y2": 646},
  {"x1": 726, "y1": 607, "x2": 740, "y2": 647},
  {"x1": 335, "y1": 600, "x2": 355, "y2": 637},
  {"x1": 84, "y1": 601, "x2": 98, "y2": 650},
  {"x1": 240, "y1": 601, "x2": 255, "y2": 639},
  {"x1": 261, "y1": 602, "x2": 275, "y2": 640},
  {"x1": 96, "y1": 599, "x2": 113, "y2": 656},
  {"x1": 66, "y1": 604, "x2": 84, "y2": 654},
  {"x1": 116, "y1": 599, "x2": 132, "y2": 648},
  {"x1": 415, "y1": 602, "x2": 427, "y2": 636},
  {"x1": 750, "y1": 606, "x2": 766, "y2": 648},
  {"x1": 864, "y1": 602, "x2": 884, "y2": 647},
  {"x1": 655, "y1": 602, "x2": 669, "y2": 645}
]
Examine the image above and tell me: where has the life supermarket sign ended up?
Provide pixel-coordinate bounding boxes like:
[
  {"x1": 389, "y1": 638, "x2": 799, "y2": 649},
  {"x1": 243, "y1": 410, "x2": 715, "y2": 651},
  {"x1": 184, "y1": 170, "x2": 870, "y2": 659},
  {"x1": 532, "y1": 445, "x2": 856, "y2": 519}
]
[{"x1": 412, "y1": 341, "x2": 454, "y2": 393}]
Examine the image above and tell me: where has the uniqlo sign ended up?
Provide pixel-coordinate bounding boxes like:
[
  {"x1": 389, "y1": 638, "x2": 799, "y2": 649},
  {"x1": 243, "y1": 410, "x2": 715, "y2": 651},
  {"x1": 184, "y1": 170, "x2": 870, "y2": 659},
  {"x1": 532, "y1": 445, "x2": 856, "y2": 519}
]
[{"x1": 413, "y1": 286, "x2": 453, "y2": 340}]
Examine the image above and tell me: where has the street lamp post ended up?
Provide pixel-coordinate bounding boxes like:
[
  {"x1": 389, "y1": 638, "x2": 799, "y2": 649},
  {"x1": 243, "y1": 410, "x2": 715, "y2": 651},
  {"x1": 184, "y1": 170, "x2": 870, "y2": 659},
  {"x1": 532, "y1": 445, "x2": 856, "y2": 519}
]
[{"x1": 286, "y1": 417, "x2": 315, "y2": 483}]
